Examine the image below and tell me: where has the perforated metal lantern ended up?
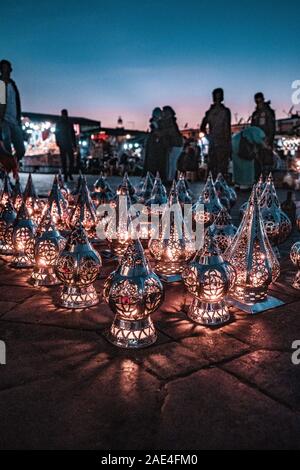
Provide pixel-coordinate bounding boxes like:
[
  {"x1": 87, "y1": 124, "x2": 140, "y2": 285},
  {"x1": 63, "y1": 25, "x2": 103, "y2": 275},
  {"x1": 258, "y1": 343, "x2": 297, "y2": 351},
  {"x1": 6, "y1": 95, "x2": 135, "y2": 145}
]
[
  {"x1": 148, "y1": 181, "x2": 195, "y2": 281},
  {"x1": 192, "y1": 172, "x2": 223, "y2": 227},
  {"x1": 91, "y1": 173, "x2": 115, "y2": 207},
  {"x1": 137, "y1": 172, "x2": 154, "y2": 203},
  {"x1": 117, "y1": 172, "x2": 138, "y2": 203},
  {"x1": 259, "y1": 173, "x2": 292, "y2": 258},
  {"x1": 176, "y1": 173, "x2": 193, "y2": 206},
  {"x1": 57, "y1": 170, "x2": 71, "y2": 201},
  {"x1": 182, "y1": 233, "x2": 236, "y2": 326},
  {"x1": 240, "y1": 174, "x2": 265, "y2": 218},
  {"x1": 0, "y1": 200, "x2": 17, "y2": 255},
  {"x1": 105, "y1": 238, "x2": 164, "y2": 348},
  {"x1": 11, "y1": 201, "x2": 37, "y2": 268},
  {"x1": 215, "y1": 173, "x2": 237, "y2": 208},
  {"x1": 55, "y1": 223, "x2": 102, "y2": 308},
  {"x1": 209, "y1": 208, "x2": 238, "y2": 253},
  {"x1": 290, "y1": 242, "x2": 300, "y2": 289},
  {"x1": 0, "y1": 173, "x2": 12, "y2": 208},
  {"x1": 70, "y1": 177, "x2": 98, "y2": 239},
  {"x1": 30, "y1": 210, "x2": 66, "y2": 286},
  {"x1": 47, "y1": 175, "x2": 70, "y2": 231},
  {"x1": 225, "y1": 186, "x2": 281, "y2": 310},
  {"x1": 23, "y1": 173, "x2": 41, "y2": 223},
  {"x1": 12, "y1": 179, "x2": 23, "y2": 212},
  {"x1": 144, "y1": 172, "x2": 168, "y2": 214}
]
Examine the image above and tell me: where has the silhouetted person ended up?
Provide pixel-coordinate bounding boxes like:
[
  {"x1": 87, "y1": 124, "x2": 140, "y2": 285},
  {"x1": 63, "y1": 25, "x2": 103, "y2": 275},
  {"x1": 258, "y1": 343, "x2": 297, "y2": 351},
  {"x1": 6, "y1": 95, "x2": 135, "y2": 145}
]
[
  {"x1": 251, "y1": 92, "x2": 275, "y2": 176},
  {"x1": 200, "y1": 88, "x2": 231, "y2": 179},
  {"x1": 55, "y1": 109, "x2": 76, "y2": 182},
  {"x1": 0, "y1": 59, "x2": 25, "y2": 162}
]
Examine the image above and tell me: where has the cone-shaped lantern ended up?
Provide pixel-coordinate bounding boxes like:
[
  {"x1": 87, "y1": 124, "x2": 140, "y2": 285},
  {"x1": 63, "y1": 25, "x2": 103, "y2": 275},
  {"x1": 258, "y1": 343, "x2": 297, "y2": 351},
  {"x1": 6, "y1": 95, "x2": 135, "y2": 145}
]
[
  {"x1": 240, "y1": 174, "x2": 265, "y2": 218},
  {"x1": 209, "y1": 207, "x2": 238, "y2": 253},
  {"x1": 0, "y1": 173, "x2": 12, "y2": 207},
  {"x1": 144, "y1": 172, "x2": 168, "y2": 214},
  {"x1": 259, "y1": 173, "x2": 292, "y2": 258},
  {"x1": 290, "y1": 241, "x2": 300, "y2": 289},
  {"x1": 148, "y1": 180, "x2": 195, "y2": 282},
  {"x1": 47, "y1": 175, "x2": 69, "y2": 231},
  {"x1": 192, "y1": 172, "x2": 223, "y2": 227},
  {"x1": 91, "y1": 173, "x2": 115, "y2": 207},
  {"x1": 11, "y1": 201, "x2": 37, "y2": 268},
  {"x1": 57, "y1": 170, "x2": 70, "y2": 201},
  {"x1": 176, "y1": 173, "x2": 193, "y2": 206},
  {"x1": 225, "y1": 186, "x2": 282, "y2": 313},
  {"x1": 117, "y1": 172, "x2": 137, "y2": 203},
  {"x1": 69, "y1": 177, "x2": 98, "y2": 238},
  {"x1": 70, "y1": 171, "x2": 84, "y2": 206},
  {"x1": 215, "y1": 173, "x2": 237, "y2": 208},
  {"x1": 105, "y1": 238, "x2": 164, "y2": 348},
  {"x1": 55, "y1": 222, "x2": 102, "y2": 308},
  {"x1": 137, "y1": 172, "x2": 154, "y2": 203},
  {"x1": 0, "y1": 200, "x2": 17, "y2": 255},
  {"x1": 182, "y1": 231, "x2": 236, "y2": 326},
  {"x1": 12, "y1": 179, "x2": 23, "y2": 212},
  {"x1": 23, "y1": 173, "x2": 41, "y2": 223},
  {"x1": 29, "y1": 209, "x2": 66, "y2": 286}
]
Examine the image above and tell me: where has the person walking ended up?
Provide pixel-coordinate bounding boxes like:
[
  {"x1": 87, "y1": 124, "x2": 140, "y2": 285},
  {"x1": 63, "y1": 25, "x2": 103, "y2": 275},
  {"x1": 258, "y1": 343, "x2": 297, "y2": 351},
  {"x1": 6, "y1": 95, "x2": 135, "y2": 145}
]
[
  {"x1": 0, "y1": 59, "x2": 25, "y2": 165},
  {"x1": 251, "y1": 92, "x2": 275, "y2": 177},
  {"x1": 55, "y1": 109, "x2": 76, "y2": 182},
  {"x1": 200, "y1": 88, "x2": 231, "y2": 179}
]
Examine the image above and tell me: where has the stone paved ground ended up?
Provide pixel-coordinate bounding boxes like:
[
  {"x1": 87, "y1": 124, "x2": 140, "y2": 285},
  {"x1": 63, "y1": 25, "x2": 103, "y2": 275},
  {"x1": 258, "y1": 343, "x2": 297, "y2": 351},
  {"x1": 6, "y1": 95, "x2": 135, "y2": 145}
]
[{"x1": 1, "y1": 173, "x2": 300, "y2": 450}]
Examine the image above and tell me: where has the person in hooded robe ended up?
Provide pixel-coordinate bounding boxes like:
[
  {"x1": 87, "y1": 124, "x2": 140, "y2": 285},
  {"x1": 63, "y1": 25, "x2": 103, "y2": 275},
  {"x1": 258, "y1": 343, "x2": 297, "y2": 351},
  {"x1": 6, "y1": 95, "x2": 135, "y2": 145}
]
[{"x1": 143, "y1": 107, "x2": 169, "y2": 179}]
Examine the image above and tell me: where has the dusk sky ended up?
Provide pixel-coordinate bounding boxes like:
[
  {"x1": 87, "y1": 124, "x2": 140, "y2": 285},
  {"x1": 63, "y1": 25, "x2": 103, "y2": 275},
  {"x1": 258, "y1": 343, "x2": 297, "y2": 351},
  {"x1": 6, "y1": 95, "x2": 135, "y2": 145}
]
[{"x1": 2, "y1": 0, "x2": 300, "y2": 129}]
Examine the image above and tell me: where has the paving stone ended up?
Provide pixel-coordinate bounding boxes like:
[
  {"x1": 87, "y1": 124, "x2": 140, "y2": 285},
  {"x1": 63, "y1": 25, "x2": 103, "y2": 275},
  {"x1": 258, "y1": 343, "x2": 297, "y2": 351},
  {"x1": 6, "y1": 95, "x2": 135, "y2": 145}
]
[
  {"x1": 0, "y1": 359, "x2": 161, "y2": 450},
  {"x1": 0, "y1": 284, "x2": 35, "y2": 302},
  {"x1": 222, "y1": 350, "x2": 300, "y2": 411},
  {"x1": 156, "y1": 368, "x2": 300, "y2": 450},
  {"x1": 0, "y1": 301, "x2": 17, "y2": 317}
]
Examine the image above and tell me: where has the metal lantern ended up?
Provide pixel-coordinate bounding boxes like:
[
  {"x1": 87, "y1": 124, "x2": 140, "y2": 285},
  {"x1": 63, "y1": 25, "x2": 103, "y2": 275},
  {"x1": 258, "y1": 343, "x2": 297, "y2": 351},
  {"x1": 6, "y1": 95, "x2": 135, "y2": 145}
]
[
  {"x1": 23, "y1": 173, "x2": 41, "y2": 223},
  {"x1": 70, "y1": 177, "x2": 98, "y2": 239},
  {"x1": 47, "y1": 175, "x2": 70, "y2": 231},
  {"x1": 176, "y1": 173, "x2": 193, "y2": 206},
  {"x1": 225, "y1": 186, "x2": 282, "y2": 313},
  {"x1": 290, "y1": 242, "x2": 300, "y2": 289},
  {"x1": 0, "y1": 200, "x2": 17, "y2": 256},
  {"x1": 259, "y1": 173, "x2": 292, "y2": 258},
  {"x1": 92, "y1": 173, "x2": 115, "y2": 207},
  {"x1": 30, "y1": 210, "x2": 66, "y2": 286},
  {"x1": 144, "y1": 172, "x2": 168, "y2": 214},
  {"x1": 105, "y1": 238, "x2": 164, "y2": 348},
  {"x1": 209, "y1": 207, "x2": 238, "y2": 253},
  {"x1": 55, "y1": 222, "x2": 102, "y2": 308},
  {"x1": 0, "y1": 173, "x2": 12, "y2": 208},
  {"x1": 70, "y1": 171, "x2": 84, "y2": 207},
  {"x1": 240, "y1": 174, "x2": 265, "y2": 218},
  {"x1": 192, "y1": 172, "x2": 223, "y2": 227},
  {"x1": 57, "y1": 170, "x2": 71, "y2": 201},
  {"x1": 105, "y1": 192, "x2": 132, "y2": 259},
  {"x1": 137, "y1": 172, "x2": 154, "y2": 203},
  {"x1": 215, "y1": 173, "x2": 237, "y2": 208},
  {"x1": 148, "y1": 181, "x2": 195, "y2": 282},
  {"x1": 12, "y1": 179, "x2": 23, "y2": 212},
  {"x1": 182, "y1": 233, "x2": 236, "y2": 326},
  {"x1": 11, "y1": 201, "x2": 37, "y2": 268},
  {"x1": 117, "y1": 173, "x2": 138, "y2": 203}
]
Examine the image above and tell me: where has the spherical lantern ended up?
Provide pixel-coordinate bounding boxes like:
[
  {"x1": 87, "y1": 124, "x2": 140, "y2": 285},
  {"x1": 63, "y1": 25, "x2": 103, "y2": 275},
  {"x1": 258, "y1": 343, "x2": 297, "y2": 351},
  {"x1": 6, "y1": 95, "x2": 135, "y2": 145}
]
[
  {"x1": 11, "y1": 201, "x2": 37, "y2": 268},
  {"x1": 290, "y1": 242, "x2": 300, "y2": 289},
  {"x1": 225, "y1": 186, "x2": 282, "y2": 313},
  {"x1": 91, "y1": 173, "x2": 115, "y2": 207},
  {"x1": 105, "y1": 238, "x2": 164, "y2": 348},
  {"x1": 182, "y1": 233, "x2": 236, "y2": 325},
  {"x1": 55, "y1": 223, "x2": 102, "y2": 308},
  {"x1": 0, "y1": 173, "x2": 12, "y2": 208},
  {"x1": 176, "y1": 173, "x2": 193, "y2": 207},
  {"x1": 69, "y1": 177, "x2": 98, "y2": 239},
  {"x1": 148, "y1": 181, "x2": 195, "y2": 282},
  {"x1": 209, "y1": 207, "x2": 238, "y2": 253},
  {"x1": 23, "y1": 173, "x2": 41, "y2": 223},
  {"x1": 0, "y1": 200, "x2": 17, "y2": 256},
  {"x1": 47, "y1": 175, "x2": 69, "y2": 231},
  {"x1": 259, "y1": 173, "x2": 292, "y2": 258},
  {"x1": 30, "y1": 210, "x2": 66, "y2": 286},
  {"x1": 192, "y1": 172, "x2": 223, "y2": 227},
  {"x1": 12, "y1": 179, "x2": 23, "y2": 212}
]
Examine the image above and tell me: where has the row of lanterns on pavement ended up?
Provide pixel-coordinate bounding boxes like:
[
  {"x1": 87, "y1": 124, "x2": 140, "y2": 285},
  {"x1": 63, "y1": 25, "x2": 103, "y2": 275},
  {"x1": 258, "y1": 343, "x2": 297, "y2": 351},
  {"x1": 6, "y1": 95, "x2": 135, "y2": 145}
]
[{"x1": 0, "y1": 169, "x2": 298, "y2": 349}]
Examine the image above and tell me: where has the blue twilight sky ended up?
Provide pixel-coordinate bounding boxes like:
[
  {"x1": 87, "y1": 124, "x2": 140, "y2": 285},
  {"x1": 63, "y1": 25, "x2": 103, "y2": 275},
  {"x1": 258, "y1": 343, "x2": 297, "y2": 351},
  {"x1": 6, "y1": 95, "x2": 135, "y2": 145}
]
[{"x1": 2, "y1": 0, "x2": 300, "y2": 129}]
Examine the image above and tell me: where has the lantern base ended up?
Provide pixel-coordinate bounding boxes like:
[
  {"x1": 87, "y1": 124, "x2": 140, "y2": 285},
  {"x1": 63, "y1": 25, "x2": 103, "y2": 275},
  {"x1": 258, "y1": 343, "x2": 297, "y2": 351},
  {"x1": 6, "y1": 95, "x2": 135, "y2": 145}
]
[
  {"x1": 159, "y1": 273, "x2": 182, "y2": 283},
  {"x1": 292, "y1": 271, "x2": 300, "y2": 290},
  {"x1": 10, "y1": 253, "x2": 34, "y2": 269},
  {"x1": 187, "y1": 298, "x2": 230, "y2": 326},
  {"x1": 106, "y1": 317, "x2": 157, "y2": 349},
  {"x1": 0, "y1": 245, "x2": 14, "y2": 256},
  {"x1": 228, "y1": 295, "x2": 284, "y2": 314},
  {"x1": 58, "y1": 284, "x2": 99, "y2": 309},
  {"x1": 29, "y1": 267, "x2": 60, "y2": 287}
]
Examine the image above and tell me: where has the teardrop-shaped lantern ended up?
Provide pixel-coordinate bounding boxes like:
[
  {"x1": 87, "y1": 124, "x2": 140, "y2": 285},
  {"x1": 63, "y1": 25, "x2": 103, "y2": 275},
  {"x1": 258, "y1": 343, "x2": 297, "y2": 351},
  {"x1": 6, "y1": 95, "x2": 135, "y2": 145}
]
[
  {"x1": 192, "y1": 172, "x2": 223, "y2": 227},
  {"x1": 47, "y1": 175, "x2": 69, "y2": 231},
  {"x1": 0, "y1": 200, "x2": 17, "y2": 256},
  {"x1": 69, "y1": 177, "x2": 98, "y2": 239},
  {"x1": 11, "y1": 201, "x2": 37, "y2": 268},
  {"x1": 176, "y1": 173, "x2": 193, "y2": 206},
  {"x1": 0, "y1": 173, "x2": 12, "y2": 208},
  {"x1": 23, "y1": 173, "x2": 41, "y2": 223},
  {"x1": 12, "y1": 178, "x2": 23, "y2": 212},
  {"x1": 92, "y1": 173, "x2": 115, "y2": 207},
  {"x1": 209, "y1": 207, "x2": 238, "y2": 253}
]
